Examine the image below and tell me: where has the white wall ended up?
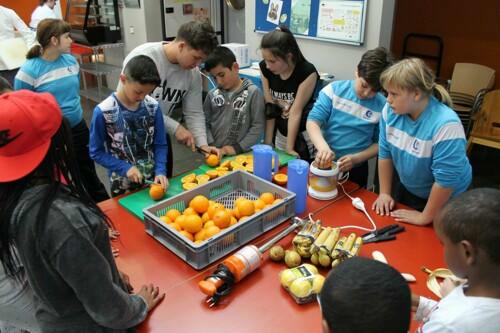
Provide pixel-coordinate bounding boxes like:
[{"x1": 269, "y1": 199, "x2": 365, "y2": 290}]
[
  {"x1": 102, "y1": 1, "x2": 162, "y2": 89},
  {"x1": 245, "y1": 0, "x2": 395, "y2": 80},
  {"x1": 121, "y1": 0, "x2": 163, "y2": 54}
]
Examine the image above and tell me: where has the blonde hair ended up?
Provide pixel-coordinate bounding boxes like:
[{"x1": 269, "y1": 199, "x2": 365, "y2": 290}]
[{"x1": 380, "y1": 58, "x2": 452, "y2": 107}]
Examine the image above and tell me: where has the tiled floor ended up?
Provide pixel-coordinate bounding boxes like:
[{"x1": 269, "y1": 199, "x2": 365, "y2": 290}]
[{"x1": 82, "y1": 98, "x2": 500, "y2": 196}]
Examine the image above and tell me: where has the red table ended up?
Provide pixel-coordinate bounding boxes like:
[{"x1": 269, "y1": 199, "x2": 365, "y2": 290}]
[{"x1": 100, "y1": 183, "x2": 444, "y2": 333}]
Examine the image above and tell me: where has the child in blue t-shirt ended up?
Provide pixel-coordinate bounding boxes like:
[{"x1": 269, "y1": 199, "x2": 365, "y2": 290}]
[
  {"x1": 307, "y1": 47, "x2": 393, "y2": 187},
  {"x1": 14, "y1": 18, "x2": 109, "y2": 203},
  {"x1": 372, "y1": 58, "x2": 472, "y2": 225},
  {"x1": 90, "y1": 55, "x2": 168, "y2": 196}
]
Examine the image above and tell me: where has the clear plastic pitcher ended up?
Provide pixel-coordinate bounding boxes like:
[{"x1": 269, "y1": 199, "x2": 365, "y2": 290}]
[
  {"x1": 252, "y1": 144, "x2": 279, "y2": 182},
  {"x1": 287, "y1": 159, "x2": 309, "y2": 214}
]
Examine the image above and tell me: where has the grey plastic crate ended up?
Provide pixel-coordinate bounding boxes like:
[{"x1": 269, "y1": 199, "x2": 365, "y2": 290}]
[{"x1": 143, "y1": 170, "x2": 296, "y2": 270}]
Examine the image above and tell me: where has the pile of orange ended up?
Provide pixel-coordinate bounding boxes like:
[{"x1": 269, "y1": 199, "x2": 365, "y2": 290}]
[{"x1": 158, "y1": 192, "x2": 283, "y2": 244}]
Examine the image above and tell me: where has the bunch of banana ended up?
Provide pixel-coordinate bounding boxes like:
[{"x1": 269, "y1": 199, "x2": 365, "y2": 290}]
[
  {"x1": 309, "y1": 227, "x2": 332, "y2": 265},
  {"x1": 331, "y1": 234, "x2": 363, "y2": 268},
  {"x1": 292, "y1": 220, "x2": 322, "y2": 258},
  {"x1": 312, "y1": 227, "x2": 340, "y2": 267}
]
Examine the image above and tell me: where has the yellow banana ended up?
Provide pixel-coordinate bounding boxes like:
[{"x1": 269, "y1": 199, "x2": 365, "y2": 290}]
[
  {"x1": 311, "y1": 227, "x2": 331, "y2": 254},
  {"x1": 349, "y1": 237, "x2": 363, "y2": 256},
  {"x1": 321, "y1": 227, "x2": 340, "y2": 253},
  {"x1": 342, "y1": 233, "x2": 357, "y2": 252},
  {"x1": 330, "y1": 236, "x2": 347, "y2": 259}
]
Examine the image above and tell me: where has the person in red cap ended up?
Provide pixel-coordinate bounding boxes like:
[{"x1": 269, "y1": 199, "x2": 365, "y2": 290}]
[
  {"x1": 0, "y1": 82, "x2": 40, "y2": 333},
  {"x1": 0, "y1": 90, "x2": 164, "y2": 332}
]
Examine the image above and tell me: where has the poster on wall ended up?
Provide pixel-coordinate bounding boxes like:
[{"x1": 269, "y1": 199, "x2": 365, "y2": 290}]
[
  {"x1": 193, "y1": 7, "x2": 210, "y2": 22},
  {"x1": 290, "y1": 0, "x2": 312, "y2": 35},
  {"x1": 255, "y1": 0, "x2": 367, "y2": 45},
  {"x1": 317, "y1": 0, "x2": 364, "y2": 43},
  {"x1": 266, "y1": 0, "x2": 283, "y2": 25}
]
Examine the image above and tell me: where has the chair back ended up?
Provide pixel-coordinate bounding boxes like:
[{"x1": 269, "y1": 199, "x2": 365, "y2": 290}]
[
  {"x1": 470, "y1": 89, "x2": 500, "y2": 141},
  {"x1": 449, "y1": 63, "x2": 495, "y2": 97}
]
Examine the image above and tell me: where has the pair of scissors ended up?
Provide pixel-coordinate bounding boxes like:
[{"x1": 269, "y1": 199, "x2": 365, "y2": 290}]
[{"x1": 361, "y1": 224, "x2": 405, "y2": 244}]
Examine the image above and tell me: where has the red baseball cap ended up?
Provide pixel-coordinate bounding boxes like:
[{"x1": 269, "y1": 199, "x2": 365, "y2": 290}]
[{"x1": 0, "y1": 90, "x2": 62, "y2": 182}]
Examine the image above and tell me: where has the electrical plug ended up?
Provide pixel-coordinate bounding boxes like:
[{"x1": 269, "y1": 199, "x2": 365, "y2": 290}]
[{"x1": 351, "y1": 197, "x2": 366, "y2": 211}]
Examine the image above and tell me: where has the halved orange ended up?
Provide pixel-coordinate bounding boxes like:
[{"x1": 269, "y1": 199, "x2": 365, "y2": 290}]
[
  {"x1": 181, "y1": 173, "x2": 196, "y2": 184},
  {"x1": 273, "y1": 173, "x2": 288, "y2": 186}
]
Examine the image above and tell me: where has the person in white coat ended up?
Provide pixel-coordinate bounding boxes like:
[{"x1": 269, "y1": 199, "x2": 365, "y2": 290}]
[
  {"x1": 0, "y1": 6, "x2": 35, "y2": 84},
  {"x1": 29, "y1": 0, "x2": 57, "y2": 30}
]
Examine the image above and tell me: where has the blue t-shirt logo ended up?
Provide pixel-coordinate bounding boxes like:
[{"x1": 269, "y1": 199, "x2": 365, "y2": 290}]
[
  {"x1": 412, "y1": 139, "x2": 420, "y2": 152},
  {"x1": 363, "y1": 110, "x2": 373, "y2": 119}
]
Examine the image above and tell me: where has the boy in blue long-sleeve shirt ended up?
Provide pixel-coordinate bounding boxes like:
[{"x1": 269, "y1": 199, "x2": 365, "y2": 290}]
[
  {"x1": 90, "y1": 55, "x2": 168, "y2": 196},
  {"x1": 307, "y1": 47, "x2": 393, "y2": 187}
]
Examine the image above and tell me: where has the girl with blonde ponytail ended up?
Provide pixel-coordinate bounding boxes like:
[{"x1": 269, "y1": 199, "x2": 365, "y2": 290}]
[{"x1": 372, "y1": 58, "x2": 472, "y2": 226}]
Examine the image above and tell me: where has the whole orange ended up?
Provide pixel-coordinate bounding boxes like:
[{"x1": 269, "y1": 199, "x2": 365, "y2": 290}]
[
  {"x1": 189, "y1": 195, "x2": 210, "y2": 214},
  {"x1": 183, "y1": 214, "x2": 203, "y2": 234},
  {"x1": 207, "y1": 203, "x2": 225, "y2": 219},
  {"x1": 230, "y1": 216, "x2": 238, "y2": 226},
  {"x1": 260, "y1": 192, "x2": 275, "y2": 205},
  {"x1": 201, "y1": 212, "x2": 210, "y2": 222},
  {"x1": 206, "y1": 154, "x2": 220, "y2": 167},
  {"x1": 234, "y1": 196, "x2": 247, "y2": 208},
  {"x1": 231, "y1": 207, "x2": 240, "y2": 219},
  {"x1": 204, "y1": 225, "x2": 221, "y2": 238},
  {"x1": 213, "y1": 210, "x2": 231, "y2": 229},
  {"x1": 194, "y1": 229, "x2": 206, "y2": 241},
  {"x1": 237, "y1": 199, "x2": 255, "y2": 217},
  {"x1": 166, "y1": 209, "x2": 181, "y2": 221},
  {"x1": 175, "y1": 215, "x2": 187, "y2": 229},
  {"x1": 179, "y1": 230, "x2": 194, "y2": 241},
  {"x1": 170, "y1": 222, "x2": 182, "y2": 231},
  {"x1": 204, "y1": 220, "x2": 215, "y2": 229},
  {"x1": 149, "y1": 184, "x2": 165, "y2": 201},
  {"x1": 159, "y1": 215, "x2": 171, "y2": 224},
  {"x1": 253, "y1": 199, "x2": 266, "y2": 211},
  {"x1": 183, "y1": 207, "x2": 198, "y2": 216}
]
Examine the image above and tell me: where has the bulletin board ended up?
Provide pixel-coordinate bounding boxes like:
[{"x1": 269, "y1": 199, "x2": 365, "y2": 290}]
[{"x1": 255, "y1": 0, "x2": 368, "y2": 46}]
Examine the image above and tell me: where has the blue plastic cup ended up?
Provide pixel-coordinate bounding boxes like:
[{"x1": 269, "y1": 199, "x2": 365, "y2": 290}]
[
  {"x1": 287, "y1": 159, "x2": 310, "y2": 215},
  {"x1": 252, "y1": 144, "x2": 279, "y2": 182}
]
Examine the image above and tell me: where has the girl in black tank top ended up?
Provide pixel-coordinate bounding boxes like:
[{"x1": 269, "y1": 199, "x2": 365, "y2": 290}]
[{"x1": 259, "y1": 26, "x2": 319, "y2": 161}]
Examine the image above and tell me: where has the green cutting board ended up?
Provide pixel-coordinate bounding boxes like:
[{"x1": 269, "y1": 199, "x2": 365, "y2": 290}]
[
  {"x1": 118, "y1": 168, "x2": 207, "y2": 220},
  {"x1": 118, "y1": 149, "x2": 296, "y2": 220}
]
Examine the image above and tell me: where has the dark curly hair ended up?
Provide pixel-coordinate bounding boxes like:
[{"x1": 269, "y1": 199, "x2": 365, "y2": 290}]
[
  {"x1": 320, "y1": 257, "x2": 411, "y2": 333},
  {"x1": 176, "y1": 21, "x2": 219, "y2": 56},
  {"x1": 436, "y1": 188, "x2": 500, "y2": 264}
]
